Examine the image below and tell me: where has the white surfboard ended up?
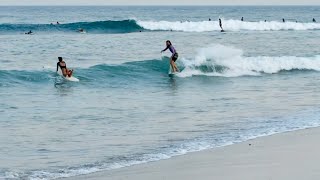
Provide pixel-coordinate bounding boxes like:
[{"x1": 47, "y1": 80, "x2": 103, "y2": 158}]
[
  {"x1": 57, "y1": 68, "x2": 79, "y2": 82},
  {"x1": 64, "y1": 75, "x2": 79, "y2": 82}
]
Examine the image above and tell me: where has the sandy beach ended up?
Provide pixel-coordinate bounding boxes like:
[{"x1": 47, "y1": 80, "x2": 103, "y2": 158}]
[{"x1": 63, "y1": 127, "x2": 320, "y2": 180}]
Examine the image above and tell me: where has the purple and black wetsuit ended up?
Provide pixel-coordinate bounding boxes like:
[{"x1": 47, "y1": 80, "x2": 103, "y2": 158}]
[{"x1": 163, "y1": 45, "x2": 179, "y2": 61}]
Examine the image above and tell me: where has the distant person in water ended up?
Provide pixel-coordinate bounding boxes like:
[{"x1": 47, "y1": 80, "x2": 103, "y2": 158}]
[
  {"x1": 25, "y1": 30, "x2": 33, "y2": 34},
  {"x1": 282, "y1": 18, "x2": 285, "y2": 23},
  {"x1": 265, "y1": 20, "x2": 267, "y2": 22},
  {"x1": 57, "y1": 57, "x2": 73, "y2": 77},
  {"x1": 78, "y1": 28, "x2": 85, "y2": 33},
  {"x1": 56, "y1": 21, "x2": 60, "y2": 25},
  {"x1": 209, "y1": 18, "x2": 211, "y2": 21},
  {"x1": 241, "y1": 17, "x2": 244, "y2": 21},
  {"x1": 219, "y1": 18, "x2": 224, "y2": 32},
  {"x1": 313, "y1": 18, "x2": 316, "y2": 22},
  {"x1": 161, "y1": 40, "x2": 179, "y2": 73}
]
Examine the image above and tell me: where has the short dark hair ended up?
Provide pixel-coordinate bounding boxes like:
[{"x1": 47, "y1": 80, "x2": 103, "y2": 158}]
[
  {"x1": 58, "y1": 57, "x2": 63, "y2": 61},
  {"x1": 166, "y1": 40, "x2": 171, "y2": 45}
]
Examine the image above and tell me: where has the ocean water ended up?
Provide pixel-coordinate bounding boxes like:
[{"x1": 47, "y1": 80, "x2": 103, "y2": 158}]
[{"x1": 1, "y1": 6, "x2": 320, "y2": 179}]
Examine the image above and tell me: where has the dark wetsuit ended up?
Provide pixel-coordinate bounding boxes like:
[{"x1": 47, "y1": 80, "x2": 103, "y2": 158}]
[{"x1": 219, "y1": 19, "x2": 223, "y2": 30}]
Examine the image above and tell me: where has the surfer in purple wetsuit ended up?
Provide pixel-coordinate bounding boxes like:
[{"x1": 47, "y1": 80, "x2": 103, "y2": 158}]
[{"x1": 161, "y1": 40, "x2": 179, "y2": 73}]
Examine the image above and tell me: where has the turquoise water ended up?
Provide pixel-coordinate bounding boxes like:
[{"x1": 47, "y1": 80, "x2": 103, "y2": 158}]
[{"x1": 1, "y1": 6, "x2": 320, "y2": 179}]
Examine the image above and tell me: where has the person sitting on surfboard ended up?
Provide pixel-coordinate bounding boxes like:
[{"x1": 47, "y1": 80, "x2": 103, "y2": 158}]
[
  {"x1": 57, "y1": 57, "x2": 73, "y2": 77},
  {"x1": 161, "y1": 40, "x2": 179, "y2": 73}
]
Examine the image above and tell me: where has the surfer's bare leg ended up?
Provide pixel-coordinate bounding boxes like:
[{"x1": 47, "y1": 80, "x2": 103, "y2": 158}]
[
  {"x1": 174, "y1": 63, "x2": 179, "y2": 72},
  {"x1": 62, "y1": 69, "x2": 68, "y2": 77},
  {"x1": 68, "y1": 69, "x2": 73, "y2": 77},
  {"x1": 171, "y1": 58, "x2": 179, "y2": 72},
  {"x1": 170, "y1": 59, "x2": 177, "y2": 72}
]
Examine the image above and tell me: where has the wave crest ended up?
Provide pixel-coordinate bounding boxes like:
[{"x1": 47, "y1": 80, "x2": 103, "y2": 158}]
[{"x1": 1, "y1": 19, "x2": 319, "y2": 34}]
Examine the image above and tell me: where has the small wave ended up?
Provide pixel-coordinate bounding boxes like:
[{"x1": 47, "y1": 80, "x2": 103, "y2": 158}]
[
  {"x1": 137, "y1": 19, "x2": 320, "y2": 32},
  {"x1": 178, "y1": 44, "x2": 320, "y2": 77},
  {"x1": 0, "y1": 70, "x2": 55, "y2": 87},
  {"x1": 2, "y1": 52, "x2": 320, "y2": 85},
  {"x1": 0, "y1": 59, "x2": 169, "y2": 85}
]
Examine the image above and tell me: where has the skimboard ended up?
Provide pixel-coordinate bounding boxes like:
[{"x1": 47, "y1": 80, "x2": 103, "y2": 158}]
[{"x1": 57, "y1": 68, "x2": 79, "y2": 82}]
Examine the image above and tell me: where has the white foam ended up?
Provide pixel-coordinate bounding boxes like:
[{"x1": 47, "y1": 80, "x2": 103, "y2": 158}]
[
  {"x1": 178, "y1": 44, "x2": 320, "y2": 77},
  {"x1": 136, "y1": 19, "x2": 320, "y2": 32}
]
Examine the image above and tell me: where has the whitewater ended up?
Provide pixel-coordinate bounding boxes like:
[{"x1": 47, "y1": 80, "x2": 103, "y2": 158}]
[
  {"x1": 1, "y1": 5, "x2": 320, "y2": 180},
  {"x1": 178, "y1": 44, "x2": 320, "y2": 77},
  {"x1": 137, "y1": 19, "x2": 320, "y2": 32}
]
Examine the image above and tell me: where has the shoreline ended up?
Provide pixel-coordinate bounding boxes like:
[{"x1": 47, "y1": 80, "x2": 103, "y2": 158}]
[{"x1": 63, "y1": 127, "x2": 320, "y2": 180}]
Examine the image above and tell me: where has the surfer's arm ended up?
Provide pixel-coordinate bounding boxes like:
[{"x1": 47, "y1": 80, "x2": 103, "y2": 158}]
[
  {"x1": 56, "y1": 62, "x2": 59, "y2": 72},
  {"x1": 161, "y1": 46, "x2": 169, "y2": 52}
]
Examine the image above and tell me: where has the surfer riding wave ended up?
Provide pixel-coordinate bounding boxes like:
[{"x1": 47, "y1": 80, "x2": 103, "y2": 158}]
[{"x1": 161, "y1": 40, "x2": 179, "y2": 73}]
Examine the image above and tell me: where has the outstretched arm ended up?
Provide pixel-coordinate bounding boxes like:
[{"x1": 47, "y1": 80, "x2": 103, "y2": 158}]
[
  {"x1": 161, "y1": 45, "x2": 169, "y2": 52},
  {"x1": 56, "y1": 62, "x2": 59, "y2": 72}
]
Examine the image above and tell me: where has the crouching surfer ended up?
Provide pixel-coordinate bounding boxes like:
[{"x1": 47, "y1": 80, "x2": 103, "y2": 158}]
[{"x1": 56, "y1": 57, "x2": 73, "y2": 77}]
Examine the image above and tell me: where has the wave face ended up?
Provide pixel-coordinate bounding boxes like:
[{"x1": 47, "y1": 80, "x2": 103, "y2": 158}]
[
  {"x1": 0, "y1": 59, "x2": 169, "y2": 86},
  {"x1": 0, "y1": 20, "x2": 144, "y2": 34},
  {"x1": 137, "y1": 19, "x2": 320, "y2": 32},
  {"x1": 178, "y1": 44, "x2": 320, "y2": 77}
]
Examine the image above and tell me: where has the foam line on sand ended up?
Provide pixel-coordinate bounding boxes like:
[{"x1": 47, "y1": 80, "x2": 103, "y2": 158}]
[{"x1": 63, "y1": 127, "x2": 320, "y2": 180}]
